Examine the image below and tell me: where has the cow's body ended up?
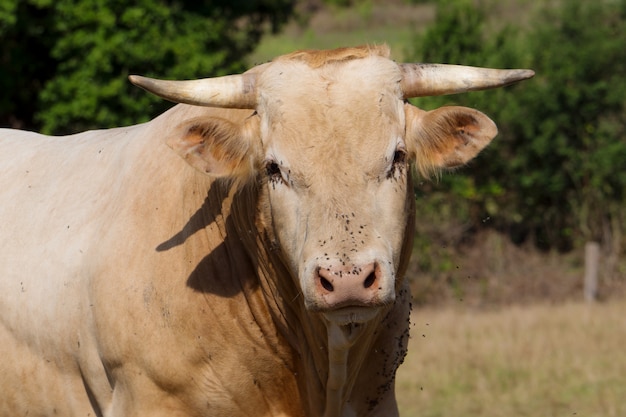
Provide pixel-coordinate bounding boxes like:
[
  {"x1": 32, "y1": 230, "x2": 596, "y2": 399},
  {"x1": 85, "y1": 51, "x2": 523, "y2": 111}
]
[
  {"x1": 0, "y1": 46, "x2": 532, "y2": 417},
  {"x1": 1, "y1": 106, "x2": 302, "y2": 416}
]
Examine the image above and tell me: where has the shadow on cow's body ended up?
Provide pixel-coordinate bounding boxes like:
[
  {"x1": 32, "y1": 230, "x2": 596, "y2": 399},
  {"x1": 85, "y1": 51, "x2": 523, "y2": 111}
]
[
  {"x1": 155, "y1": 183, "x2": 252, "y2": 297},
  {"x1": 155, "y1": 186, "x2": 226, "y2": 253}
]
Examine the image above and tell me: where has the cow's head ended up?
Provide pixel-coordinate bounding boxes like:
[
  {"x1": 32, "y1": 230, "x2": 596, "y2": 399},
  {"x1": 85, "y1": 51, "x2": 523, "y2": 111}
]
[{"x1": 130, "y1": 46, "x2": 533, "y2": 326}]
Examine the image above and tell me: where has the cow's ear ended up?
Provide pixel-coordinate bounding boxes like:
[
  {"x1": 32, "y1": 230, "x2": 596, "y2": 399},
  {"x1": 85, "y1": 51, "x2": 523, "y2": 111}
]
[
  {"x1": 167, "y1": 115, "x2": 260, "y2": 179},
  {"x1": 405, "y1": 104, "x2": 498, "y2": 176}
]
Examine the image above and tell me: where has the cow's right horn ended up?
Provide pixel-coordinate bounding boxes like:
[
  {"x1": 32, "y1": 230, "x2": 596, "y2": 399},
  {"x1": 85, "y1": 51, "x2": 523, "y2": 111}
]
[
  {"x1": 400, "y1": 63, "x2": 535, "y2": 98},
  {"x1": 128, "y1": 73, "x2": 258, "y2": 109}
]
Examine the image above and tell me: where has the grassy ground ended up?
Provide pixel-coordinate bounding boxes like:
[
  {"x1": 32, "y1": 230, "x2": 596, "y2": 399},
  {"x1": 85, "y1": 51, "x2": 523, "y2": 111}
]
[
  {"x1": 248, "y1": 0, "x2": 538, "y2": 64},
  {"x1": 248, "y1": 1, "x2": 435, "y2": 64},
  {"x1": 396, "y1": 301, "x2": 626, "y2": 417}
]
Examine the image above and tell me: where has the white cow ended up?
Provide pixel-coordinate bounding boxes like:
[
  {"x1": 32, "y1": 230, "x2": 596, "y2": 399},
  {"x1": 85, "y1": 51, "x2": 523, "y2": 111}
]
[{"x1": 0, "y1": 45, "x2": 533, "y2": 417}]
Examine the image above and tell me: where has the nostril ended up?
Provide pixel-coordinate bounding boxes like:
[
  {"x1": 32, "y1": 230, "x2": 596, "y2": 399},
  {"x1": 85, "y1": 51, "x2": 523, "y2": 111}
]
[
  {"x1": 320, "y1": 276, "x2": 334, "y2": 292},
  {"x1": 363, "y1": 272, "x2": 377, "y2": 288}
]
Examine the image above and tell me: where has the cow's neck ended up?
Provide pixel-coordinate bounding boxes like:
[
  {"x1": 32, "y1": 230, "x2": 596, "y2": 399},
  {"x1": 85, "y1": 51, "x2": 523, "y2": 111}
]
[
  {"x1": 324, "y1": 321, "x2": 372, "y2": 417},
  {"x1": 223, "y1": 179, "x2": 408, "y2": 417}
]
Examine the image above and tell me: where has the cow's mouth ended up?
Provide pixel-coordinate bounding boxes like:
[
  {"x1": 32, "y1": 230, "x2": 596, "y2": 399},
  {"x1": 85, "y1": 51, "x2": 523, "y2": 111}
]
[{"x1": 322, "y1": 306, "x2": 379, "y2": 325}]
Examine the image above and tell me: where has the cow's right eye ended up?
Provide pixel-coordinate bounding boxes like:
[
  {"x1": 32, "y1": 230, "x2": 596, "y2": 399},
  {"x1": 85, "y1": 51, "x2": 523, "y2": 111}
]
[{"x1": 266, "y1": 161, "x2": 283, "y2": 183}]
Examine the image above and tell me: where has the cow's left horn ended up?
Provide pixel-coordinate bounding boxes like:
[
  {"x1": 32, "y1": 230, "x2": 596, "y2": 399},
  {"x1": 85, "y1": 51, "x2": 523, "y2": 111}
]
[
  {"x1": 400, "y1": 63, "x2": 534, "y2": 98},
  {"x1": 128, "y1": 73, "x2": 258, "y2": 109}
]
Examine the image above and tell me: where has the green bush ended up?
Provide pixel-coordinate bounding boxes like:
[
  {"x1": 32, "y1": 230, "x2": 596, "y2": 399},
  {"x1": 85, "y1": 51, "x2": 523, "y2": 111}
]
[
  {"x1": 0, "y1": 0, "x2": 294, "y2": 134},
  {"x1": 407, "y1": 0, "x2": 626, "y2": 252}
]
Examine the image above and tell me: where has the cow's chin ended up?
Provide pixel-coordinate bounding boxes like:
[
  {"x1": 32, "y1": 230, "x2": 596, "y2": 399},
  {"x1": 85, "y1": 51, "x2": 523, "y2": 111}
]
[{"x1": 322, "y1": 306, "x2": 380, "y2": 326}]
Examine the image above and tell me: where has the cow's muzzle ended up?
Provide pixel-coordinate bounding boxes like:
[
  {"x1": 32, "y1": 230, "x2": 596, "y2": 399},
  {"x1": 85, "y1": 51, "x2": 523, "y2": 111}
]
[
  {"x1": 315, "y1": 262, "x2": 381, "y2": 307},
  {"x1": 305, "y1": 261, "x2": 394, "y2": 321}
]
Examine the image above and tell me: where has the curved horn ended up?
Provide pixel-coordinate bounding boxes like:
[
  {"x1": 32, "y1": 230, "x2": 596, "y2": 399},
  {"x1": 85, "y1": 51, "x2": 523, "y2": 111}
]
[
  {"x1": 400, "y1": 63, "x2": 534, "y2": 98},
  {"x1": 128, "y1": 73, "x2": 258, "y2": 109}
]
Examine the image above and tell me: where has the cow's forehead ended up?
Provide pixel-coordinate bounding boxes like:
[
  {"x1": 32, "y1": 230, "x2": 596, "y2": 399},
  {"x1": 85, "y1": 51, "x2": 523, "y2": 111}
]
[{"x1": 256, "y1": 54, "x2": 405, "y2": 167}]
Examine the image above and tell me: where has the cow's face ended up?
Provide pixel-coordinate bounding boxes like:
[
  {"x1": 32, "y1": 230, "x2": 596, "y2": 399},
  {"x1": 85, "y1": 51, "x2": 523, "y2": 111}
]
[
  {"x1": 164, "y1": 54, "x2": 497, "y2": 325},
  {"x1": 253, "y1": 56, "x2": 414, "y2": 325}
]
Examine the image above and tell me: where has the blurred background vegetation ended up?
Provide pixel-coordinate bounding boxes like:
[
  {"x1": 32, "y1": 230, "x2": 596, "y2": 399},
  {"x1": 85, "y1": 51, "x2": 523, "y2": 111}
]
[
  {"x1": 0, "y1": 0, "x2": 295, "y2": 133},
  {"x1": 1, "y1": 0, "x2": 625, "y2": 306}
]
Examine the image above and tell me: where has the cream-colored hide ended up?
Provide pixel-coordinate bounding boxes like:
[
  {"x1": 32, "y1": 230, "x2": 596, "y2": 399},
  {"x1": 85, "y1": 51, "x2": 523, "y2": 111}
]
[{"x1": 0, "y1": 45, "x2": 532, "y2": 417}]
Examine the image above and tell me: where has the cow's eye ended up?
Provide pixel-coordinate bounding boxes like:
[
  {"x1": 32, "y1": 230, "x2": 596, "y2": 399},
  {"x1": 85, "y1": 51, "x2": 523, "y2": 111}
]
[
  {"x1": 387, "y1": 149, "x2": 407, "y2": 179},
  {"x1": 393, "y1": 149, "x2": 407, "y2": 165},
  {"x1": 266, "y1": 161, "x2": 283, "y2": 183}
]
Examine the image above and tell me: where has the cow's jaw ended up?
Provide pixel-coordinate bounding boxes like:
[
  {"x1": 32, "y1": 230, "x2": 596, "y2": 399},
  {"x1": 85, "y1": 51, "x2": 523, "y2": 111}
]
[{"x1": 322, "y1": 306, "x2": 380, "y2": 326}]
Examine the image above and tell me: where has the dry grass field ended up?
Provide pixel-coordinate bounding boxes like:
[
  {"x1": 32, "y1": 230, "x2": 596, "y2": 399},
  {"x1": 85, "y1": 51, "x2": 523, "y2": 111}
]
[{"x1": 396, "y1": 301, "x2": 626, "y2": 417}]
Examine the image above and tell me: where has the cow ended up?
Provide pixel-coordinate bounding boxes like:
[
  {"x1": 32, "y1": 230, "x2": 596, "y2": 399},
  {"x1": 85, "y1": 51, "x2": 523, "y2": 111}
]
[{"x1": 0, "y1": 45, "x2": 532, "y2": 417}]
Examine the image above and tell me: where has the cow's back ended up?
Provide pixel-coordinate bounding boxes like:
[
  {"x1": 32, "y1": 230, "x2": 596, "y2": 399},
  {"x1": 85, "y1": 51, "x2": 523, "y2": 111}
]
[
  {"x1": 0, "y1": 125, "x2": 149, "y2": 330},
  {"x1": 0, "y1": 125, "x2": 153, "y2": 415}
]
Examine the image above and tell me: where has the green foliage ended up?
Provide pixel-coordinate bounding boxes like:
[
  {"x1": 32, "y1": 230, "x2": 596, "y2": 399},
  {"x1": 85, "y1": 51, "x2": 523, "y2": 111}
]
[
  {"x1": 418, "y1": 0, "x2": 485, "y2": 65},
  {"x1": 321, "y1": 0, "x2": 353, "y2": 7},
  {"x1": 515, "y1": 0, "x2": 626, "y2": 248},
  {"x1": 0, "y1": 0, "x2": 294, "y2": 134},
  {"x1": 407, "y1": 0, "x2": 626, "y2": 250}
]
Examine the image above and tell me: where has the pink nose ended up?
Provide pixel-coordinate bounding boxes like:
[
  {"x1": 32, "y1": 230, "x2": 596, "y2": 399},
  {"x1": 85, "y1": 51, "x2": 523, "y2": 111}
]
[{"x1": 315, "y1": 262, "x2": 381, "y2": 308}]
